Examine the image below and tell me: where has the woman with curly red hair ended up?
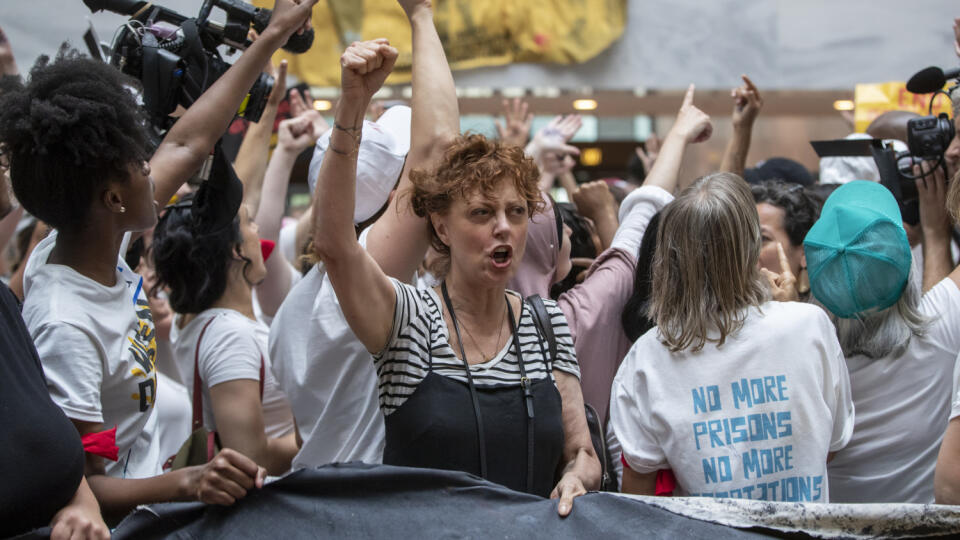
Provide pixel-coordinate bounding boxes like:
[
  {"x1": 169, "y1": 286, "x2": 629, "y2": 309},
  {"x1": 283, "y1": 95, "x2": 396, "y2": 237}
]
[{"x1": 312, "y1": 39, "x2": 600, "y2": 515}]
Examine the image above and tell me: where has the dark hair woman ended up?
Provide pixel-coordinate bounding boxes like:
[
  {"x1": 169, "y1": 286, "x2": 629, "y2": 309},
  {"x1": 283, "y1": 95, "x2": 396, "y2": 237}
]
[
  {"x1": 153, "y1": 196, "x2": 298, "y2": 476},
  {"x1": 0, "y1": 0, "x2": 317, "y2": 521}
]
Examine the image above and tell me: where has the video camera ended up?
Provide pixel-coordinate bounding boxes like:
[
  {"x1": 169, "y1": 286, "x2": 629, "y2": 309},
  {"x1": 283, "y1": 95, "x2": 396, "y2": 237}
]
[
  {"x1": 84, "y1": 0, "x2": 314, "y2": 130},
  {"x1": 811, "y1": 66, "x2": 957, "y2": 225}
]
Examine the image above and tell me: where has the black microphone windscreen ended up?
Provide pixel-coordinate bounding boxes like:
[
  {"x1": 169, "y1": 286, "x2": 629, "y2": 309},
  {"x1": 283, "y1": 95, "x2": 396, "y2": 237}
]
[
  {"x1": 83, "y1": 0, "x2": 147, "y2": 15},
  {"x1": 907, "y1": 66, "x2": 946, "y2": 94},
  {"x1": 282, "y1": 28, "x2": 315, "y2": 54}
]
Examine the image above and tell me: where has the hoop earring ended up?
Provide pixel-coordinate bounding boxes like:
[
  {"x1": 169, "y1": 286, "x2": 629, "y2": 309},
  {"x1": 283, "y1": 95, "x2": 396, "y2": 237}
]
[
  {"x1": 798, "y1": 265, "x2": 810, "y2": 295},
  {"x1": 119, "y1": 206, "x2": 126, "y2": 213}
]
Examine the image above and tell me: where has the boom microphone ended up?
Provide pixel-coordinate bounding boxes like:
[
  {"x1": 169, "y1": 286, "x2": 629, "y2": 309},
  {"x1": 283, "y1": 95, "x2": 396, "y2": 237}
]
[{"x1": 906, "y1": 66, "x2": 960, "y2": 94}]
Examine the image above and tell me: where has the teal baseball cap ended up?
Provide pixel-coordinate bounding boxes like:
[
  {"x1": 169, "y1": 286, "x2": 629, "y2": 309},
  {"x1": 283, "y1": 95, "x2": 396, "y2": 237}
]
[{"x1": 803, "y1": 180, "x2": 911, "y2": 318}]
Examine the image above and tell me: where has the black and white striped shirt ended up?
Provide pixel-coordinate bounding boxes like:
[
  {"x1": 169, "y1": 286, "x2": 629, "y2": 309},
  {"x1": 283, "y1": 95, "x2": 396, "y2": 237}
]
[{"x1": 374, "y1": 279, "x2": 580, "y2": 415}]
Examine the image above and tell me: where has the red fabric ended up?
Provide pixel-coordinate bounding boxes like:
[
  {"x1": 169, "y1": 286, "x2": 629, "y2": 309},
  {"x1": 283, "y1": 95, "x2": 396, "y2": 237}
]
[
  {"x1": 260, "y1": 239, "x2": 276, "y2": 262},
  {"x1": 81, "y1": 426, "x2": 119, "y2": 462},
  {"x1": 620, "y1": 455, "x2": 676, "y2": 496},
  {"x1": 655, "y1": 470, "x2": 677, "y2": 496}
]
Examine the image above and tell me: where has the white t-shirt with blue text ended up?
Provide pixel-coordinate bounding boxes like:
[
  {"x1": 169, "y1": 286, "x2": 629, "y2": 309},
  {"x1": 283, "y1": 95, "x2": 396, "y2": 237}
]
[{"x1": 610, "y1": 301, "x2": 854, "y2": 502}]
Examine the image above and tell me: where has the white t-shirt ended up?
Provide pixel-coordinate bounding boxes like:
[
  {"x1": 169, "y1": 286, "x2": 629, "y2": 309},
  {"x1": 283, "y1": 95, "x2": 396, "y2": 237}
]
[
  {"x1": 610, "y1": 301, "x2": 854, "y2": 502},
  {"x1": 174, "y1": 309, "x2": 294, "y2": 439},
  {"x1": 155, "y1": 370, "x2": 191, "y2": 469},
  {"x1": 829, "y1": 278, "x2": 960, "y2": 503},
  {"x1": 269, "y1": 228, "x2": 386, "y2": 468},
  {"x1": 22, "y1": 231, "x2": 162, "y2": 479}
]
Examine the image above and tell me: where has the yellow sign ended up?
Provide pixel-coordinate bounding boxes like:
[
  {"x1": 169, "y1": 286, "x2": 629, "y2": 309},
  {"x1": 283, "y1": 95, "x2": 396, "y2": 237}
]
[
  {"x1": 854, "y1": 81, "x2": 953, "y2": 133},
  {"x1": 254, "y1": 0, "x2": 626, "y2": 87}
]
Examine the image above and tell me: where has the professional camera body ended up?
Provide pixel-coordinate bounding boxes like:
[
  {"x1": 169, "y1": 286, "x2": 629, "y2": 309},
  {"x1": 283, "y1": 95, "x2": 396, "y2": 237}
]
[
  {"x1": 870, "y1": 74, "x2": 958, "y2": 224},
  {"x1": 906, "y1": 113, "x2": 955, "y2": 161},
  {"x1": 84, "y1": 0, "x2": 313, "y2": 130}
]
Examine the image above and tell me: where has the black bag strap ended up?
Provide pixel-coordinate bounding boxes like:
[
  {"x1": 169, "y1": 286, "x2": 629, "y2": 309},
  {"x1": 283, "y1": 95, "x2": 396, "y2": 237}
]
[
  {"x1": 526, "y1": 294, "x2": 615, "y2": 490},
  {"x1": 507, "y1": 299, "x2": 536, "y2": 493},
  {"x1": 441, "y1": 282, "x2": 488, "y2": 480},
  {"x1": 525, "y1": 294, "x2": 557, "y2": 364}
]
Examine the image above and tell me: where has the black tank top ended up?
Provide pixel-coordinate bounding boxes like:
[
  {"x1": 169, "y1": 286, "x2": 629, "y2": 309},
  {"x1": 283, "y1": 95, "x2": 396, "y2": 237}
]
[{"x1": 383, "y1": 285, "x2": 564, "y2": 497}]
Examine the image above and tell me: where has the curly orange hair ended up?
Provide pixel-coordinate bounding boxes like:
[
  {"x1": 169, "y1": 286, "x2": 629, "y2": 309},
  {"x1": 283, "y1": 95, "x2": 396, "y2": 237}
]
[{"x1": 409, "y1": 134, "x2": 544, "y2": 260}]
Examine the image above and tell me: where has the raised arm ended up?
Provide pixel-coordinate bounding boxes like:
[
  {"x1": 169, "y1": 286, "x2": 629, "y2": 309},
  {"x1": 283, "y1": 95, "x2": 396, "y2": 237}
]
[
  {"x1": 719, "y1": 75, "x2": 762, "y2": 176},
  {"x1": 312, "y1": 40, "x2": 399, "y2": 353},
  {"x1": 917, "y1": 163, "x2": 955, "y2": 292},
  {"x1": 645, "y1": 84, "x2": 712, "y2": 194},
  {"x1": 234, "y1": 60, "x2": 288, "y2": 216},
  {"x1": 602, "y1": 85, "x2": 709, "y2": 257},
  {"x1": 255, "y1": 115, "x2": 319, "y2": 317},
  {"x1": 572, "y1": 181, "x2": 618, "y2": 251},
  {"x1": 150, "y1": 0, "x2": 317, "y2": 208},
  {"x1": 365, "y1": 0, "x2": 461, "y2": 281},
  {"x1": 529, "y1": 115, "x2": 582, "y2": 193},
  {"x1": 0, "y1": 25, "x2": 19, "y2": 77},
  {"x1": 495, "y1": 97, "x2": 533, "y2": 148}
]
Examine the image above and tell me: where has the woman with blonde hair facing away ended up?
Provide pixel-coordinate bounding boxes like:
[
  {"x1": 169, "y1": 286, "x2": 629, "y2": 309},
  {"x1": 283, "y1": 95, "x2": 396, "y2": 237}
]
[
  {"x1": 313, "y1": 39, "x2": 599, "y2": 515},
  {"x1": 611, "y1": 172, "x2": 854, "y2": 501}
]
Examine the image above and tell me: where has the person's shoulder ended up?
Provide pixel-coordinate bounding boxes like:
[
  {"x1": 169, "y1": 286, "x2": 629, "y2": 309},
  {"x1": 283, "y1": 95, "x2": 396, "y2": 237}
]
[
  {"x1": 920, "y1": 277, "x2": 960, "y2": 316},
  {"x1": 206, "y1": 309, "x2": 260, "y2": 335},
  {"x1": 623, "y1": 327, "x2": 668, "y2": 365},
  {"x1": 195, "y1": 310, "x2": 262, "y2": 358},
  {"x1": 761, "y1": 300, "x2": 828, "y2": 324}
]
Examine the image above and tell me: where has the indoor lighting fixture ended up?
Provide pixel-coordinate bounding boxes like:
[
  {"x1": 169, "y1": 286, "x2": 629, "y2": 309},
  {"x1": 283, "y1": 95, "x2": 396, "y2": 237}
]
[
  {"x1": 580, "y1": 147, "x2": 602, "y2": 166},
  {"x1": 833, "y1": 100, "x2": 855, "y2": 111},
  {"x1": 573, "y1": 99, "x2": 598, "y2": 111},
  {"x1": 313, "y1": 100, "x2": 332, "y2": 111}
]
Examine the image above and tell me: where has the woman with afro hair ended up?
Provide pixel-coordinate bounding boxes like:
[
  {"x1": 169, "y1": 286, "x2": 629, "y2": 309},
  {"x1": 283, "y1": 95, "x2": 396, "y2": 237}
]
[{"x1": 0, "y1": 0, "x2": 316, "y2": 524}]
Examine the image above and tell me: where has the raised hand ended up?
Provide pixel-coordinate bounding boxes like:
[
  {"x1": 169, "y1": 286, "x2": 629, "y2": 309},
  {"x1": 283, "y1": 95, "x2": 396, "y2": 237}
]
[
  {"x1": 543, "y1": 114, "x2": 583, "y2": 143},
  {"x1": 397, "y1": 0, "x2": 433, "y2": 18},
  {"x1": 266, "y1": 60, "x2": 289, "y2": 108},
  {"x1": 340, "y1": 39, "x2": 399, "y2": 106},
  {"x1": 540, "y1": 151, "x2": 577, "y2": 177},
  {"x1": 277, "y1": 115, "x2": 317, "y2": 152},
  {"x1": 635, "y1": 133, "x2": 661, "y2": 174},
  {"x1": 289, "y1": 88, "x2": 330, "y2": 136},
  {"x1": 0, "y1": 25, "x2": 18, "y2": 77},
  {"x1": 495, "y1": 98, "x2": 534, "y2": 148},
  {"x1": 571, "y1": 181, "x2": 616, "y2": 224},
  {"x1": 761, "y1": 242, "x2": 799, "y2": 302},
  {"x1": 266, "y1": 0, "x2": 319, "y2": 43},
  {"x1": 529, "y1": 114, "x2": 582, "y2": 173},
  {"x1": 916, "y1": 161, "x2": 951, "y2": 236},
  {"x1": 673, "y1": 84, "x2": 712, "y2": 144},
  {"x1": 731, "y1": 75, "x2": 763, "y2": 129}
]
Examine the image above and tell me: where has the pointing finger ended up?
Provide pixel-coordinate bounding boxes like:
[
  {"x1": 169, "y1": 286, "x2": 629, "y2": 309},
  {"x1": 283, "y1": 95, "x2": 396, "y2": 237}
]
[
  {"x1": 741, "y1": 74, "x2": 759, "y2": 95},
  {"x1": 776, "y1": 242, "x2": 793, "y2": 277},
  {"x1": 682, "y1": 83, "x2": 695, "y2": 108}
]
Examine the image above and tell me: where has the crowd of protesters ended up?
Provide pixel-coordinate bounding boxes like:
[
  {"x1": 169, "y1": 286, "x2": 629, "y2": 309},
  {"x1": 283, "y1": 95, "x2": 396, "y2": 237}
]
[{"x1": 4, "y1": 1, "x2": 960, "y2": 537}]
